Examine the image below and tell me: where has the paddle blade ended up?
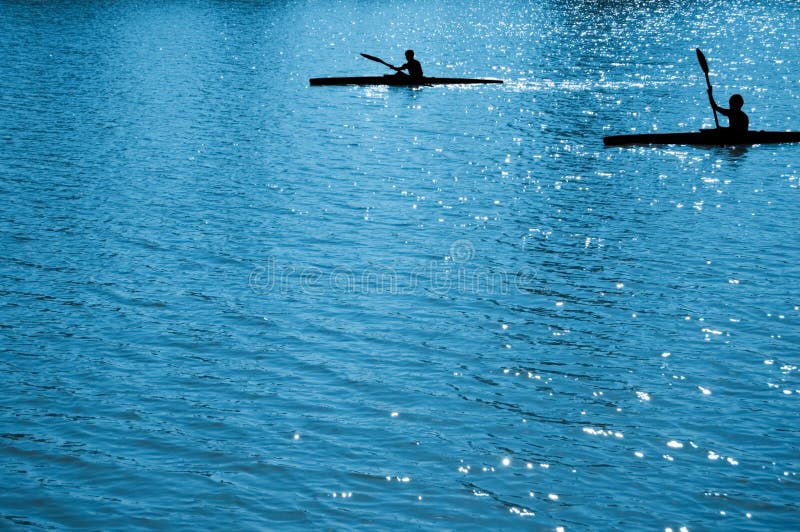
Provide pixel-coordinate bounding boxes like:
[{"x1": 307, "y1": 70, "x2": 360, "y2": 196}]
[
  {"x1": 361, "y1": 53, "x2": 383, "y2": 63},
  {"x1": 360, "y1": 53, "x2": 395, "y2": 70},
  {"x1": 696, "y1": 48, "x2": 709, "y2": 75}
]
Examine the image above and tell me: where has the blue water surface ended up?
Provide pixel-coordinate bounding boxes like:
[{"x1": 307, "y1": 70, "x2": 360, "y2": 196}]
[{"x1": 1, "y1": 0, "x2": 799, "y2": 529}]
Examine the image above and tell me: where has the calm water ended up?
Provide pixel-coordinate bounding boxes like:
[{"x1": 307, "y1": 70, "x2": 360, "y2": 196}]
[{"x1": 2, "y1": 0, "x2": 799, "y2": 529}]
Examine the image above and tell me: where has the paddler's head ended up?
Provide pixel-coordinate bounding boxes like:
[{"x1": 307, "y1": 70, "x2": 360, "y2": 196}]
[
  {"x1": 729, "y1": 94, "x2": 744, "y2": 110},
  {"x1": 405, "y1": 50, "x2": 415, "y2": 60}
]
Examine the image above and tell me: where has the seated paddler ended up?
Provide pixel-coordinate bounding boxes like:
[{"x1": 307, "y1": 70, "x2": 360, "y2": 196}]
[
  {"x1": 393, "y1": 50, "x2": 423, "y2": 79},
  {"x1": 707, "y1": 88, "x2": 749, "y2": 132}
]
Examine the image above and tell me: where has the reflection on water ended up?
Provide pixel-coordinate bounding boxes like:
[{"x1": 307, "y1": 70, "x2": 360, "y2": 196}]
[{"x1": 1, "y1": 0, "x2": 799, "y2": 529}]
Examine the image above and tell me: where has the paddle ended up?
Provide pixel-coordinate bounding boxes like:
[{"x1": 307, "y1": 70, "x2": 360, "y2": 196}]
[
  {"x1": 696, "y1": 48, "x2": 720, "y2": 128},
  {"x1": 360, "y1": 53, "x2": 397, "y2": 71}
]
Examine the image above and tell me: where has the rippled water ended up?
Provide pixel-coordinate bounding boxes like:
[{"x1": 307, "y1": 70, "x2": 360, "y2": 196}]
[{"x1": 2, "y1": 0, "x2": 799, "y2": 529}]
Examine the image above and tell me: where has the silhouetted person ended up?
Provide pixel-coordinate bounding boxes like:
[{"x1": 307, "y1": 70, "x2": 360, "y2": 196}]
[
  {"x1": 393, "y1": 50, "x2": 423, "y2": 79},
  {"x1": 708, "y1": 89, "x2": 749, "y2": 132}
]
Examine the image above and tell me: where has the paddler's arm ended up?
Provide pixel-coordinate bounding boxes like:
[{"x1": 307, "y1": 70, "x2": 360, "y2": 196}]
[
  {"x1": 707, "y1": 88, "x2": 718, "y2": 110},
  {"x1": 707, "y1": 88, "x2": 727, "y2": 114}
]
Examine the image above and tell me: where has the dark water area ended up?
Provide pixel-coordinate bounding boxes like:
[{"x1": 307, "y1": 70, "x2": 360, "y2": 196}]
[{"x1": 1, "y1": 0, "x2": 799, "y2": 529}]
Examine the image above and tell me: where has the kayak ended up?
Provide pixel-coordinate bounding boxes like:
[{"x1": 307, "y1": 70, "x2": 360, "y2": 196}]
[
  {"x1": 604, "y1": 129, "x2": 800, "y2": 146},
  {"x1": 309, "y1": 75, "x2": 503, "y2": 87}
]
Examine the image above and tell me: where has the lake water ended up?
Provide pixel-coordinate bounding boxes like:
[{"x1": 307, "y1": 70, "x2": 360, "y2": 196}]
[{"x1": 2, "y1": 0, "x2": 799, "y2": 529}]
